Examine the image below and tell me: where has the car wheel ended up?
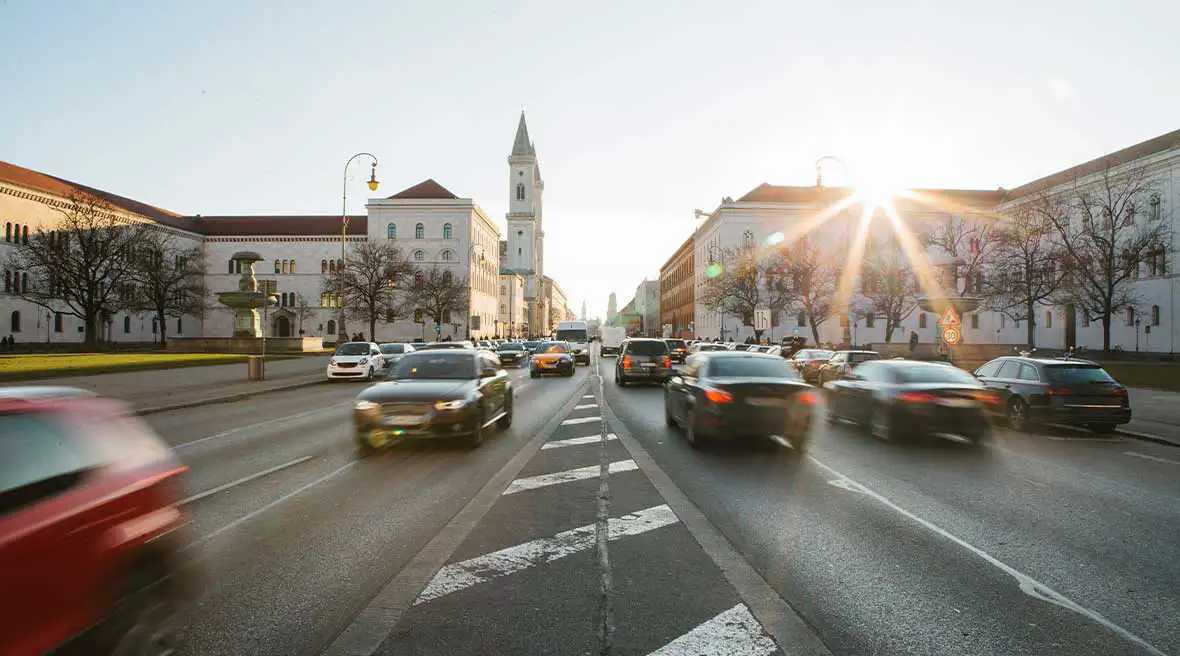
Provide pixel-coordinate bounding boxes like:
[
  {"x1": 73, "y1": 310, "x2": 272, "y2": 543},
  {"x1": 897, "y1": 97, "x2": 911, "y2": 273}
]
[
  {"x1": 364, "y1": 366, "x2": 374, "y2": 382},
  {"x1": 685, "y1": 406, "x2": 706, "y2": 448},
  {"x1": 870, "y1": 404, "x2": 894, "y2": 441},
  {"x1": 467, "y1": 411, "x2": 486, "y2": 448},
  {"x1": 617, "y1": 374, "x2": 628, "y2": 387},
  {"x1": 1006, "y1": 398, "x2": 1028, "y2": 432},
  {"x1": 1087, "y1": 422, "x2": 1117, "y2": 435},
  {"x1": 498, "y1": 394, "x2": 513, "y2": 428},
  {"x1": 108, "y1": 567, "x2": 182, "y2": 656}
]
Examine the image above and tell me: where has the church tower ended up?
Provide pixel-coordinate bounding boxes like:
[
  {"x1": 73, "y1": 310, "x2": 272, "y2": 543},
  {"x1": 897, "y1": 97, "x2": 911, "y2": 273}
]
[{"x1": 506, "y1": 112, "x2": 545, "y2": 333}]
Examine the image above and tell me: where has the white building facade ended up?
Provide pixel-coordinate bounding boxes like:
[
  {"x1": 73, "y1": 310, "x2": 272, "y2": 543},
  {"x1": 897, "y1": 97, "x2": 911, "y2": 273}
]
[{"x1": 499, "y1": 272, "x2": 528, "y2": 338}]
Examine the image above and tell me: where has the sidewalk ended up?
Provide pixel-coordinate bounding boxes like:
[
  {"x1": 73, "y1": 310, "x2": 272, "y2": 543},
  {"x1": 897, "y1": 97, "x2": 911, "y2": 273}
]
[
  {"x1": 1123, "y1": 388, "x2": 1180, "y2": 447},
  {"x1": 1, "y1": 355, "x2": 331, "y2": 414}
]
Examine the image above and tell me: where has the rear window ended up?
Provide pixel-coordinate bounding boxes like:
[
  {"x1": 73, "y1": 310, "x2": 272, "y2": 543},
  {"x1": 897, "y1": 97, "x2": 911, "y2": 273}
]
[
  {"x1": 379, "y1": 344, "x2": 405, "y2": 354},
  {"x1": 697, "y1": 344, "x2": 727, "y2": 351},
  {"x1": 894, "y1": 365, "x2": 978, "y2": 385},
  {"x1": 626, "y1": 340, "x2": 668, "y2": 356},
  {"x1": 497, "y1": 343, "x2": 523, "y2": 351},
  {"x1": 1045, "y1": 365, "x2": 1116, "y2": 384},
  {"x1": 708, "y1": 357, "x2": 799, "y2": 380},
  {"x1": 665, "y1": 340, "x2": 687, "y2": 349}
]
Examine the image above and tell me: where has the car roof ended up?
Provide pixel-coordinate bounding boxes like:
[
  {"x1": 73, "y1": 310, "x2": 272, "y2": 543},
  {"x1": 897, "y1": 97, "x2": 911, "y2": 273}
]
[
  {"x1": 994, "y1": 356, "x2": 1100, "y2": 366},
  {"x1": 697, "y1": 350, "x2": 780, "y2": 359},
  {"x1": 836, "y1": 350, "x2": 878, "y2": 355}
]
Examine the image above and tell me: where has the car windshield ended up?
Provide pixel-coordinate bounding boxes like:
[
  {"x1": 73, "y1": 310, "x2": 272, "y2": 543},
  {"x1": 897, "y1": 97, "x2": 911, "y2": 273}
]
[
  {"x1": 497, "y1": 343, "x2": 523, "y2": 352},
  {"x1": 626, "y1": 341, "x2": 668, "y2": 355},
  {"x1": 379, "y1": 344, "x2": 405, "y2": 354},
  {"x1": 797, "y1": 350, "x2": 833, "y2": 360},
  {"x1": 556, "y1": 329, "x2": 587, "y2": 342},
  {"x1": 1045, "y1": 365, "x2": 1117, "y2": 384},
  {"x1": 540, "y1": 343, "x2": 568, "y2": 354},
  {"x1": 709, "y1": 356, "x2": 799, "y2": 380},
  {"x1": 666, "y1": 340, "x2": 687, "y2": 349},
  {"x1": 894, "y1": 364, "x2": 979, "y2": 384},
  {"x1": 336, "y1": 343, "x2": 370, "y2": 356},
  {"x1": 388, "y1": 353, "x2": 475, "y2": 380}
]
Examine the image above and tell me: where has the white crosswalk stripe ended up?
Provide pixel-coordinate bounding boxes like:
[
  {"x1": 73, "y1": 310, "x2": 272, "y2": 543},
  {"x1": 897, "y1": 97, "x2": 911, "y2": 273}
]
[
  {"x1": 503, "y1": 460, "x2": 637, "y2": 495},
  {"x1": 414, "y1": 504, "x2": 679, "y2": 604},
  {"x1": 574, "y1": 403, "x2": 599, "y2": 409},
  {"x1": 582, "y1": 394, "x2": 595, "y2": 398},
  {"x1": 647, "y1": 604, "x2": 778, "y2": 656},
  {"x1": 561, "y1": 416, "x2": 601, "y2": 425},
  {"x1": 541, "y1": 433, "x2": 618, "y2": 450}
]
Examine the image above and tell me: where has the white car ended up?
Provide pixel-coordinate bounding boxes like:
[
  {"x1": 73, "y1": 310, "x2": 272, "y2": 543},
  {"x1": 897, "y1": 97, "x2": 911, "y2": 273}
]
[
  {"x1": 327, "y1": 342, "x2": 383, "y2": 381},
  {"x1": 377, "y1": 342, "x2": 416, "y2": 369}
]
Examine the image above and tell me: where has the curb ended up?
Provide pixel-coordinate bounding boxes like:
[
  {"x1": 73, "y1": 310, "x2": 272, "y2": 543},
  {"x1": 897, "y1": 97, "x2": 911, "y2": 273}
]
[
  {"x1": 134, "y1": 377, "x2": 330, "y2": 416},
  {"x1": 1117, "y1": 427, "x2": 1180, "y2": 449}
]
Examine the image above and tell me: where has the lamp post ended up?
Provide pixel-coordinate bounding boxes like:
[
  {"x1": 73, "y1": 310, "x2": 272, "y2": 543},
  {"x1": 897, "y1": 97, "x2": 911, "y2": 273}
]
[
  {"x1": 340, "y1": 153, "x2": 379, "y2": 343},
  {"x1": 467, "y1": 243, "x2": 487, "y2": 339},
  {"x1": 814, "y1": 155, "x2": 850, "y2": 189}
]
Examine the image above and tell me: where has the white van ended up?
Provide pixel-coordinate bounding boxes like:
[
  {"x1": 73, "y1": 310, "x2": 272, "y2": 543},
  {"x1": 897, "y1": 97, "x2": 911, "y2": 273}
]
[
  {"x1": 555, "y1": 320, "x2": 591, "y2": 365},
  {"x1": 600, "y1": 326, "x2": 626, "y2": 357}
]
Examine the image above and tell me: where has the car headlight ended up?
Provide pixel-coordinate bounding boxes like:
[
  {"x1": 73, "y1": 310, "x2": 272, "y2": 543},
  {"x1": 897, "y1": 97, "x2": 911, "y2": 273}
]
[
  {"x1": 434, "y1": 399, "x2": 467, "y2": 411},
  {"x1": 330, "y1": 358, "x2": 337, "y2": 366},
  {"x1": 355, "y1": 400, "x2": 379, "y2": 411}
]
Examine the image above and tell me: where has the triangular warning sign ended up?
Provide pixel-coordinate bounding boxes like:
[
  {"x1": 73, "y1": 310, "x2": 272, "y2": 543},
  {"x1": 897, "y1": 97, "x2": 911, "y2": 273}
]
[{"x1": 937, "y1": 306, "x2": 961, "y2": 327}]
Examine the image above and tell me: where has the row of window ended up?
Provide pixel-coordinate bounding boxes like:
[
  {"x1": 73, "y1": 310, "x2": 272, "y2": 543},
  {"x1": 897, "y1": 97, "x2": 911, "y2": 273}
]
[
  {"x1": 7, "y1": 311, "x2": 183, "y2": 335},
  {"x1": 4, "y1": 270, "x2": 28, "y2": 294},
  {"x1": 386, "y1": 222, "x2": 453, "y2": 240},
  {"x1": 4, "y1": 222, "x2": 29, "y2": 244}
]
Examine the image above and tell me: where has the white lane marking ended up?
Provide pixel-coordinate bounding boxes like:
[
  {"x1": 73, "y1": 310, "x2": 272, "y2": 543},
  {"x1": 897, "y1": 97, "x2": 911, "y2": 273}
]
[
  {"x1": 542, "y1": 433, "x2": 618, "y2": 450},
  {"x1": 180, "y1": 456, "x2": 313, "y2": 505},
  {"x1": 503, "y1": 460, "x2": 638, "y2": 495},
  {"x1": 1047, "y1": 436, "x2": 1123, "y2": 442},
  {"x1": 561, "y1": 416, "x2": 601, "y2": 425},
  {"x1": 1124, "y1": 451, "x2": 1180, "y2": 466},
  {"x1": 811, "y1": 456, "x2": 1168, "y2": 656},
  {"x1": 192, "y1": 461, "x2": 356, "y2": 546},
  {"x1": 583, "y1": 394, "x2": 595, "y2": 399},
  {"x1": 414, "y1": 504, "x2": 678, "y2": 604},
  {"x1": 174, "y1": 402, "x2": 348, "y2": 450},
  {"x1": 574, "y1": 403, "x2": 600, "y2": 410},
  {"x1": 647, "y1": 603, "x2": 778, "y2": 656}
]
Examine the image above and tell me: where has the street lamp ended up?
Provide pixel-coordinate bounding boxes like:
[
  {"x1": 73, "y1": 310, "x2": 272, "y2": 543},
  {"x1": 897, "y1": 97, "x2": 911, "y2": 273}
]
[
  {"x1": 340, "y1": 152, "x2": 379, "y2": 342},
  {"x1": 814, "y1": 155, "x2": 850, "y2": 189},
  {"x1": 467, "y1": 243, "x2": 487, "y2": 339}
]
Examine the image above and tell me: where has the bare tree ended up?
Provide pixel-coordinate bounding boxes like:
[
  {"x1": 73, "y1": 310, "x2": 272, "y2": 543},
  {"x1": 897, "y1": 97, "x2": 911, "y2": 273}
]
[
  {"x1": 699, "y1": 245, "x2": 790, "y2": 341},
  {"x1": 780, "y1": 235, "x2": 837, "y2": 346},
  {"x1": 127, "y1": 228, "x2": 208, "y2": 346},
  {"x1": 983, "y1": 199, "x2": 1068, "y2": 348},
  {"x1": 322, "y1": 241, "x2": 414, "y2": 340},
  {"x1": 922, "y1": 212, "x2": 999, "y2": 297},
  {"x1": 293, "y1": 293, "x2": 315, "y2": 336},
  {"x1": 1042, "y1": 161, "x2": 1169, "y2": 353},
  {"x1": 859, "y1": 241, "x2": 918, "y2": 343},
  {"x1": 409, "y1": 268, "x2": 469, "y2": 337},
  {"x1": 549, "y1": 304, "x2": 564, "y2": 334},
  {"x1": 5, "y1": 192, "x2": 146, "y2": 350}
]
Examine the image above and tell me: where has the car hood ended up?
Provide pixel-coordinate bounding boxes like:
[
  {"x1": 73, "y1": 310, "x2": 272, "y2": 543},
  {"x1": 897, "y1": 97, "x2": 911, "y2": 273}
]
[
  {"x1": 358, "y1": 379, "x2": 476, "y2": 402},
  {"x1": 533, "y1": 353, "x2": 568, "y2": 361},
  {"x1": 333, "y1": 354, "x2": 371, "y2": 363}
]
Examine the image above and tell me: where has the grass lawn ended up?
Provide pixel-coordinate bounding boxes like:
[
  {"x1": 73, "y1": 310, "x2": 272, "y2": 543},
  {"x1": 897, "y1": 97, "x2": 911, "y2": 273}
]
[
  {"x1": 0, "y1": 353, "x2": 263, "y2": 380},
  {"x1": 1093, "y1": 362, "x2": 1180, "y2": 393}
]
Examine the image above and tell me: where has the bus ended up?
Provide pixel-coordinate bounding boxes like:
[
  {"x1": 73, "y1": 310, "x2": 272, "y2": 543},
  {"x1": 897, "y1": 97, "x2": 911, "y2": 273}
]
[{"x1": 554, "y1": 320, "x2": 591, "y2": 365}]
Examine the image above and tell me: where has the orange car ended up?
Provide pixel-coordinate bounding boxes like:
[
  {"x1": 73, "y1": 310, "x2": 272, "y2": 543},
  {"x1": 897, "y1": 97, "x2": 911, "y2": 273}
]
[{"x1": 529, "y1": 342, "x2": 575, "y2": 378}]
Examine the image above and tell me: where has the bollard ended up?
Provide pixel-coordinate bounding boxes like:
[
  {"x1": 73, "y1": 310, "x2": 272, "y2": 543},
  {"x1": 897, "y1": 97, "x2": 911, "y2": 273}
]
[{"x1": 247, "y1": 355, "x2": 265, "y2": 381}]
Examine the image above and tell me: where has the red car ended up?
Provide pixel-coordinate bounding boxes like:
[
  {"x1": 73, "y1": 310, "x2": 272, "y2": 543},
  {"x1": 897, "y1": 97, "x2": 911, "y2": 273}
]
[{"x1": 0, "y1": 387, "x2": 195, "y2": 656}]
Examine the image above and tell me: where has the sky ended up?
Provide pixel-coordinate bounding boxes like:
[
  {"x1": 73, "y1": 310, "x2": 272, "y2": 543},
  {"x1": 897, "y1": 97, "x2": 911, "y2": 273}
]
[{"x1": 3, "y1": 0, "x2": 1179, "y2": 320}]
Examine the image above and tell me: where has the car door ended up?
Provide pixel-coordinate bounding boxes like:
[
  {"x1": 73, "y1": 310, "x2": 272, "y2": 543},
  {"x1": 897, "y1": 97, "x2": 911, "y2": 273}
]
[
  {"x1": 671, "y1": 356, "x2": 703, "y2": 421},
  {"x1": 370, "y1": 345, "x2": 384, "y2": 372},
  {"x1": 842, "y1": 361, "x2": 879, "y2": 424},
  {"x1": 971, "y1": 360, "x2": 1005, "y2": 415},
  {"x1": 478, "y1": 353, "x2": 505, "y2": 417},
  {"x1": 986, "y1": 359, "x2": 1022, "y2": 407}
]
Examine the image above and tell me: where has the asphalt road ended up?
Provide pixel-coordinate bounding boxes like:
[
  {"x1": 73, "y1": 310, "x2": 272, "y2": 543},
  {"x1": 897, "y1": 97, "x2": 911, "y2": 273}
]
[{"x1": 147, "y1": 349, "x2": 1180, "y2": 655}]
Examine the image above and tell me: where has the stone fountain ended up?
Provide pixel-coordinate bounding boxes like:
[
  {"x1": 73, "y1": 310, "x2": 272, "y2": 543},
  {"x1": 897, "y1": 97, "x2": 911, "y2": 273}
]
[{"x1": 218, "y1": 251, "x2": 277, "y2": 338}]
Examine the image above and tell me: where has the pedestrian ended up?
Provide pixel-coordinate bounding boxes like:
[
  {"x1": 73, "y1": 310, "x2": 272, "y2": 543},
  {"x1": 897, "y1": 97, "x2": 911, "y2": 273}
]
[{"x1": 908, "y1": 331, "x2": 918, "y2": 355}]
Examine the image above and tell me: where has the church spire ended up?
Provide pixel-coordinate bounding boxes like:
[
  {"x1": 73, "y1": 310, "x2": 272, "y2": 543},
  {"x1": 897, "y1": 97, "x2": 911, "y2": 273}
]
[{"x1": 511, "y1": 111, "x2": 533, "y2": 157}]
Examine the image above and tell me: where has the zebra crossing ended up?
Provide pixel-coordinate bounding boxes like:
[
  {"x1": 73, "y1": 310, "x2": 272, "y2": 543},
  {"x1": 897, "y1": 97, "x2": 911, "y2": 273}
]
[{"x1": 368, "y1": 384, "x2": 785, "y2": 655}]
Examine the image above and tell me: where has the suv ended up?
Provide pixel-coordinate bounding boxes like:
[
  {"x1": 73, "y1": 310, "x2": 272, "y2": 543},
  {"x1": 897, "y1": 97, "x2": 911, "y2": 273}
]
[
  {"x1": 815, "y1": 350, "x2": 880, "y2": 385},
  {"x1": 664, "y1": 339, "x2": 689, "y2": 363},
  {"x1": 973, "y1": 357, "x2": 1132, "y2": 433},
  {"x1": 615, "y1": 338, "x2": 673, "y2": 387},
  {"x1": 0, "y1": 388, "x2": 195, "y2": 656}
]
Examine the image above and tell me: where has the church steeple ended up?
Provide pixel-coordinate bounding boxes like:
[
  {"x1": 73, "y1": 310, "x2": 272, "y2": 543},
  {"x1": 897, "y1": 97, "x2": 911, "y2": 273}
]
[{"x1": 511, "y1": 112, "x2": 534, "y2": 157}]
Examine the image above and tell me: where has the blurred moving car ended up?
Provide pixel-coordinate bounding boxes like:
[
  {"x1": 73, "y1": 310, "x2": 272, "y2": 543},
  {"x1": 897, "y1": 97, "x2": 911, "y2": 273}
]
[
  {"x1": 664, "y1": 352, "x2": 816, "y2": 450},
  {"x1": 530, "y1": 341, "x2": 575, "y2": 377},
  {"x1": 664, "y1": 338, "x2": 689, "y2": 363},
  {"x1": 495, "y1": 341, "x2": 529, "y2": 367},
  {"x1": 824, "y1": 359, "x2": 994, "y2": 443},
  {"x1": 730, "y1": 343, "x2": 754, "y2": 352},
  {"x1": 790, "y1": 349, "x2": 836, "y2": 384},
  {"x1": 0, "y1": 388, "x2": 195, "y2": 656},
  {"x1": 327, "y1": 342, "x2": 384, "y2": 381},
  {"x1": 521, "y1": 340, "x2": 543, "y2": 355},
  {"x1": 378, "y1": 342, "x2": 416, "y2": 369},
  {"x1": 353, "y1": 349, "x2": 512, "y2": 452},
  {"x1": 815, "y1": 350, "x2": 880, "y2": 385},
  {"x1": 416, "y1": 341, "x2": 471, "y2": 351},
  {"x1": 690, "y1": 342, "x2": 728, "y2": 354},
  {"x1": 615, "y1": 338, "x2": 672, "y2": 387},
  {"x1": 973, "y1": 357, "x2": 1131, "y2": 433}
]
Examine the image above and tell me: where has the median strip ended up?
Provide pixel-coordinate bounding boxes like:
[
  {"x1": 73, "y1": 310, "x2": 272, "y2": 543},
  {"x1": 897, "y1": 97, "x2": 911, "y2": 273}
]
[
  {"x1": 502, "y1": 460, "x2": 637, "y2": 494},
  {"x1": 542, "y1": 433, "x2": 618, "y2": 450},
  {"x1": 561, "y1": 416, "x2": 601, "y2": 426},
  {"x1": 647, "y1": 604, "x2": 778, "y2": 656}
]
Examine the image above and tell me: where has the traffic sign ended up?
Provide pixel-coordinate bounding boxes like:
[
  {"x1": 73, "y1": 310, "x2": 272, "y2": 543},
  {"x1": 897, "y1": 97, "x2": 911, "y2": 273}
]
[
  {"x1": 937, "y1": 306, "x2": 961, "y2": 328},
  {"x1": 942, "y1": 326, "x2": 961, "y2": 345}
]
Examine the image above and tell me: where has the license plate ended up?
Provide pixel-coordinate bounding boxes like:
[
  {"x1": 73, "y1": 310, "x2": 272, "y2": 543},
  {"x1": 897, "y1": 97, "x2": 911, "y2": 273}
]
[
  {"x1": 385, "y1": 415, "x2": 425, "y2": 426},
  {"x1": 748, "y1": 397, "x2": 788, "y2": 407},
  {"x1": 642, "y1": 363, "x2": 656, "y2": 368},
  {"x1": 541, "y1": 362, "x2": 555, "y2": 368},
  {"x1": 938, "y1": 398, "x2": 977, "y2": 408}
]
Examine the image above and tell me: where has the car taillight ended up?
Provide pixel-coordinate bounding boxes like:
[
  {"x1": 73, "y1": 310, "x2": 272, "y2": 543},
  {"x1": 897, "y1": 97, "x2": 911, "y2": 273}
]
[
  {"x1": 1046, "y1": 388, "x2": 1071, "y2": 396},
  {"x1": 663, "y1": 356, "x2": 671, "y2": 368},
  {"x1": 1112, "y1": 387, "x2": 1128, "y2": 396},
  {"x1": 972, "y1": 391, "x2": 1000, "y2": 405},
  {"x1": 796, "y1": 390, "x2": 819, "y2": 406},
  {"x1": 704, "y1": 389, "x2": 733, "y2": 404},
  {"x1": 622, "y1": 356, "x2": 632, "y2": 368},
  {"x1": 898, "y1": 391, "x2": 937, "y2": 403}
]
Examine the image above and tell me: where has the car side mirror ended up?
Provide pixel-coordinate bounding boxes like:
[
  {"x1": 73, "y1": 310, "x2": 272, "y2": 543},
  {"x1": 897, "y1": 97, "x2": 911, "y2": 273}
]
[{"x1": 480, "y1": 369, "x2": 497, "y2": 379}]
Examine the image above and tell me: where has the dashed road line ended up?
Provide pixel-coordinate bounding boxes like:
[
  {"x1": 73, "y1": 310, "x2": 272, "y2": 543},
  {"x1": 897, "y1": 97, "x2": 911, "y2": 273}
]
[
  {"x1": 180, "y1": 455, "x2": 313, "y2": 505},
  {"x1": 542, "y1": 433, "x2": 619, "y2": 449},
  {"x1": 562, "y1": 416, "x2": 602, "y2": 426},
  {"x1": 647, "y1": 604, "x2": 778, "y2": 656},
  {"x1": 1123, "y1": 451, "x2": 1180, "y2": 465},
  {"x1": 583, "y1": 394, "x2": 595, "y2": 399},
  {"x1": 413, "y1": 504, "x2": 679, "y2": 605},
  {"x1": 174, "y1": 402, "x2": 349, "y2": 450},
  {"x1": 502, "y1": 460, "x2": 638, "y2": 495},
  {"x1": 575, "y1": 403, "x2": 600, "y2": 409}
]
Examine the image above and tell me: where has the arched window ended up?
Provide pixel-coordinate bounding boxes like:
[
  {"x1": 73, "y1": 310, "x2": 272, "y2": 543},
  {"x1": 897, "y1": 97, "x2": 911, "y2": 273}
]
[
  {"x1": 228, "y1": 260, "x2": 235, "y2": 274},
  {"x1": 742, "y1": 231, "x2": 754, "y2": 248},
  {"x1": 414, "y1": 250, "x2": 424, "y2": 261},
  {"x1": 1045, "y1": 310, "x2": 1053, "y2": 329},
  {"x1": 1126, "y1": 307, "x2": 1135, "y2": 326},
  {"x1": 290, "y1": 260, "x2": 296, "y2": 274},
  {"x1": 177, "y1": 317, "x2": 183, "y2": 334},
  {"x1": 797, "y1": 312, "x2": 806, "y2": 327},
  {"x1": 4, "y1": 222, "x2": 10, "y2": 242},
  {"x1": 414, "y1": 271, "x2": 424, "y2": 286},
  {"x1": 22, "y1": 226, "x2": 28, "y2": 244},
  {"x1": 441, "y1": 250, "x2": 453, "y2": 261},
  {"x1": 274, "y1": 259, "x2": 281, "y2": 274},
  {"x1": 516, "y1": 183, "x2": 525, "y2": 201},
  {"x1": 3, "y1": 270, "x2": 10, "y2": 292},
  {"x1": 53, "y1": 312, "x2": 62, "y2": 333},
  {"x1": 282, "y1": 260, "x2": 290, "y2": 274},
  {"x1": 321, "y1": 293, "x2": 328, "y2": 307},
  {"x1": 387, "y1": 222, "x2": 396, "y2": 239},
  {"x1": 443, "y1": 223, "x2": 453, "y2": 239},
  {"x1": 329, "y1": 260, "x2": 336, "y2": 273},
  {"x1": 10, "y1": 310, "x2": 20, "y2": 332},
  {"x1": 919, "y1": 314, "x2": 928, "y2": 329},
  {"x1": 442, "y1": 270, "x2": 453, "y2": 284},
  {"x1": 1151, "y1": 305, "x2": 1160, "y2": 326},
  {"x1": 415, "y1": 223, "x2": 424, "y2": 239},
  {"x1": 21, "y1": 273, "x2": 28, "y2": 293},
  {"x1": 321, "y1": 259, "x2": 328, "y2": 274},
  {"x1": 123, "y1": 316, "x2": 131, "y2": 333},
  {"x1": 235, "y1": 260, "x2": 242, "y2": 274},
  {"x1": 152, "y1": 317, "x2": 158, "y2": 334},
  {"x1": 327, "y1": 319, "x2": 336, "y2": 335}
]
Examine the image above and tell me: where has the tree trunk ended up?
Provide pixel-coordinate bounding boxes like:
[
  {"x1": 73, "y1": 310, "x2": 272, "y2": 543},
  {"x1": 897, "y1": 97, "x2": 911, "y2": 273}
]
[
  {"x1": 883, "y1": 318, "x2": 894, "y2": 343},
  {"x1": 369, "y1": 315, "x2": 377, "y2": 343},
  {"x1": 157, "y1": 310, "x2": 168, "y2": 347},
  {"x1": 1101, "y1": 314, "x2": 1112, "y2": 354},
  {"x1": 809, "y1": 319, "x2": 822, "y2": 347},
  {"x1": 83, "y1": 313, "x2": 99, "y2": 352},
  {"x1": 1026, "y1": 300, "x2": 1036, "y2": 349}
]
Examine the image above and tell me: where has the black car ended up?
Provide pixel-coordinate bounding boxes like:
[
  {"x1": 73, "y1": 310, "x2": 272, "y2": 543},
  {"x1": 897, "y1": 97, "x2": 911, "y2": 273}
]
[
  {"x1": 815, "y1": 350, "x2": 880, "y2": 385},
  {"x1": 521, "y1": 340, "x2": 543, "y2": 355},
  {"x1": 664, "y1": 351, "x2": 816, "y2": 450},
  {"x1": 495, "y1": 341, "x2": 529, "y2": 367},
  {"x1": 825, "y1": 359, "x2": 993, "y2": 443},
  {"x1": 353, "y1": 350, "x2": 512, "y2": 452},
  {"x1": 664, "y1": 338, "x2": 689, "y2": 363},
  {"x1": 973, "y1": 357, "x2": 1131, "y2": 433},
  {"x1": 616, "y1": 338, "x2": 672, "y2": 387}
]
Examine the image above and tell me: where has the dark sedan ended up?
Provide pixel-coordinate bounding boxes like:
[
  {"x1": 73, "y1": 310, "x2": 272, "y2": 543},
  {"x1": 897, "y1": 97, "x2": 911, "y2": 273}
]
[
  {"x1": 495, "y1": 341, "x2": 529, "y2": 367},
  {"x1": 521, "y1": 340, "x2": 543, "y2": 355},
  {"x1": 353, "y1": 350, "x2": 512, "y2": 452},
  {"x1": 825, "y1": 359, "x2": 995, "y2": 443},
  {"x1": 664, "y1": 351, "x2": 817, "y2": 451},
  {"x1": 664, "y1": 338, "x2": 689, "y2": 363},
  {"x1": 973, "y1": 357, "x2": 1131, "y2": 433}
]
